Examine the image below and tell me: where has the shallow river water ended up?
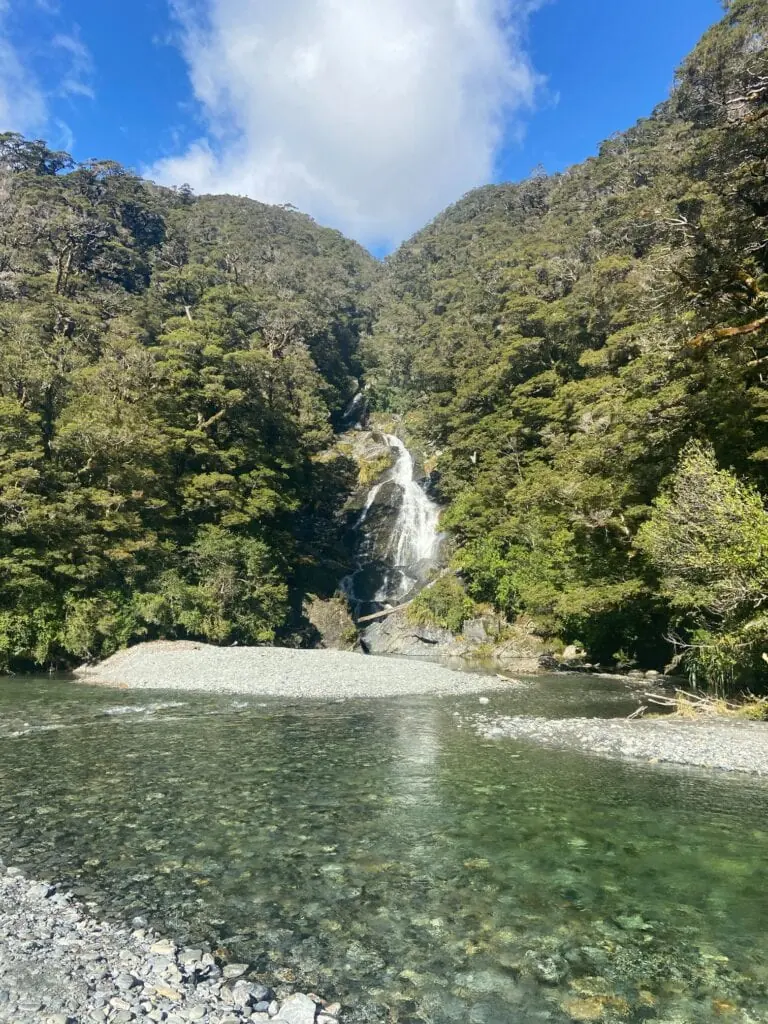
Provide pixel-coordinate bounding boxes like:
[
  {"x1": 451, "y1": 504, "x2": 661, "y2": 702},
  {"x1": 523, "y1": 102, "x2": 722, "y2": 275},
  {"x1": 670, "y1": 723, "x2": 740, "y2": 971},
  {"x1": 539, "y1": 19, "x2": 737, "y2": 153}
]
[{"x1": 1, "y1": 674, "x2": 767, "y2": 1023}]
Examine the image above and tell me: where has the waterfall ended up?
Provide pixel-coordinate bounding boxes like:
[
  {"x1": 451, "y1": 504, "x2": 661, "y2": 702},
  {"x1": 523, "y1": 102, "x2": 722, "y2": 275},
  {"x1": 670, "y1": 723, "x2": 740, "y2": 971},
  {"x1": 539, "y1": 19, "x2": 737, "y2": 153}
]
[
  {"x1": 382, "y1": 434, "x2": 441, "y2": 569},
  {"x1": 342, "y1": 432, "x2": 443, "y2": 612}
]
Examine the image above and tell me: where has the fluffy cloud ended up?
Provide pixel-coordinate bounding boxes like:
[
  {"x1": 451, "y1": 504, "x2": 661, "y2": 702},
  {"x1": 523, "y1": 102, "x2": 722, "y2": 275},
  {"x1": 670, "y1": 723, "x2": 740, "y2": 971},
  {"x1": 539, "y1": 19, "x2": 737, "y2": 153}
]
[{"x1": 152, "y1": 0, "x2": 543, "y2": 247}]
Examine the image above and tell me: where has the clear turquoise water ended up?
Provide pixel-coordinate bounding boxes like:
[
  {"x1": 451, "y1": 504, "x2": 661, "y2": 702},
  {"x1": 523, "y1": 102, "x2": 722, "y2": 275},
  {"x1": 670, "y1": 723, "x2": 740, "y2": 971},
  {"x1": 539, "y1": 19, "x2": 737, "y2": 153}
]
[{"x1": 1, "y1": 674, "x2": 767, "y2": 1023}]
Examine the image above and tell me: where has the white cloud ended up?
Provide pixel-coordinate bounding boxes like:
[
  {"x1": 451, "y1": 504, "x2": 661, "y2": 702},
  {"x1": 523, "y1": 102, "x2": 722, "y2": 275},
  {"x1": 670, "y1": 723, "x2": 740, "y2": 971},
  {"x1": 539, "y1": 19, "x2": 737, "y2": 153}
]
[
  {"x1": 0, "y1": 6, "x2": 94, "y2": 141},
  {"x1": 52, "y1": 30, "x2": 95, "y2": 100},
  {"x1": 0, "y1": 4, "x2": 47, "y2": 133},
  {"x1": 151, "y1": 0, "x2": 544, "y2": 247}
]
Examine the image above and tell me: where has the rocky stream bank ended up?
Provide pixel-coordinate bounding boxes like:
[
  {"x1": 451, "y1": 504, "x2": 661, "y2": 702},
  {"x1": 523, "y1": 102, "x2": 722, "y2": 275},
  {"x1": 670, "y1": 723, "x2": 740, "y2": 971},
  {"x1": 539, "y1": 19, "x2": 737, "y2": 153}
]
[
  {"x1": 474, "y1": 714, "x2": 768, "y2": 777},
  {"x1": 0, "y1": 865, "x2": 339, "y2": 1024}
]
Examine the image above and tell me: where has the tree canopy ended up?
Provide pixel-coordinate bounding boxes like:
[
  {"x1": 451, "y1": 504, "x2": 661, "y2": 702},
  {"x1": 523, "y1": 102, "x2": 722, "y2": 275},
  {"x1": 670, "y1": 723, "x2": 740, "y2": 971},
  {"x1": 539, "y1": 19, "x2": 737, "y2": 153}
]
[
  {"x1": 365, "y1": 0, "x2": 768, "y2": 691},
  {"x1": 0, "y1": 132, "x2": 376, "y2": 668},
  {"x1": 1, "y1": 0, "x2": 767, "y2": 690}
]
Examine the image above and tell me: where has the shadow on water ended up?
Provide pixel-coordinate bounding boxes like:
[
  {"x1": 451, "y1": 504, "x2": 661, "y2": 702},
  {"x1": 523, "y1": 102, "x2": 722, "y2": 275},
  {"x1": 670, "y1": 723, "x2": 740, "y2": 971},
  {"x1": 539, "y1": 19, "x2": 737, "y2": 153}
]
[{"x1": 1, "y1": 675, "x2": 768, "y2": 1023}]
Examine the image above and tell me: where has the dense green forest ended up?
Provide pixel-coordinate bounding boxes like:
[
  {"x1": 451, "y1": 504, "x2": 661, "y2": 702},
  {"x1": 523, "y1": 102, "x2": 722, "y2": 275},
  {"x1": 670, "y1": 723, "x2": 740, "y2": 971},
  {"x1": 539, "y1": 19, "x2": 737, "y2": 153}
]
[
  {"x1": 0, "y1": 132, "x2": 376, "y2": 668},
  {"x1": 366, "y1": 0, "x2": 768, "y2": 693},
  {"x1": 1, "y1": 0, "x2": 767, "y2": 691}
]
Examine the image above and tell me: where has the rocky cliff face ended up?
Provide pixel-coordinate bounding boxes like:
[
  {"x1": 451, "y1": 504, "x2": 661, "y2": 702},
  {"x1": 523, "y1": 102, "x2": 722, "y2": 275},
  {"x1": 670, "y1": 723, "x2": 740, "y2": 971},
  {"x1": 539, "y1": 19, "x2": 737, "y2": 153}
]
[{"x1": 361, "y1": 604, "x2": 550, "y2": 673}]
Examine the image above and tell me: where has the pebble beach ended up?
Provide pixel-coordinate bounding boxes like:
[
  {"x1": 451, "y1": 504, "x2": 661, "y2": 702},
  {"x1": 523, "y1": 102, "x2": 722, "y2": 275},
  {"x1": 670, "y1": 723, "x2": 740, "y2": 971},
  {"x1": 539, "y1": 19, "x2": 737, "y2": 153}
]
[
  {"x1": 476, "y1": 714, "x2": 768, "y2": 776},
  {"x1": 74, "y1": 641, "x2": 514, "y2": 699},
  {"x1": 0, "y1": 867, "x2": 336, "y2": 1024}
]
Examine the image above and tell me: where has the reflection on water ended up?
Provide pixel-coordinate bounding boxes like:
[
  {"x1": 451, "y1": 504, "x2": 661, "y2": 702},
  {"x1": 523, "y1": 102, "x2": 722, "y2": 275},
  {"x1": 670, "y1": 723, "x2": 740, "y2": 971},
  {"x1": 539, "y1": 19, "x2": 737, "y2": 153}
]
[{"x1": 1, "y1": 675, "x2": 767, "y2": 1023}]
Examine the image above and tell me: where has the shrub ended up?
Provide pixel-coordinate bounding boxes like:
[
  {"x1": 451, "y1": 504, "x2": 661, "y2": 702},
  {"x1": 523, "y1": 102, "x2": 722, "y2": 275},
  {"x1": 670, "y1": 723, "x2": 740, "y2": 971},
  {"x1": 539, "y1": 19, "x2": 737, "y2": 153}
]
[
  {"x1": 636, "y1": 443, "x2": 768, "y2": 694},
  {"x1": 406, "y1": 576, "x2": 478, "y2": 635}
]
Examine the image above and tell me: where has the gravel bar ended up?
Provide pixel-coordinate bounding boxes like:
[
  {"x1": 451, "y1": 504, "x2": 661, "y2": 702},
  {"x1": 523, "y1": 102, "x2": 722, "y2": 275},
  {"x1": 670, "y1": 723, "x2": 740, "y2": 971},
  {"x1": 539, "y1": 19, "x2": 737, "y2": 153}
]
[
  {"x1": 476, "y1": 715, "x2": 768, "y2": 776},
  {"x1": 0, "y1": 865, "x2": 338, "y2": 1024},
  {"x1": 75, "y1": 641, "x2": 512, "y2": 698}
]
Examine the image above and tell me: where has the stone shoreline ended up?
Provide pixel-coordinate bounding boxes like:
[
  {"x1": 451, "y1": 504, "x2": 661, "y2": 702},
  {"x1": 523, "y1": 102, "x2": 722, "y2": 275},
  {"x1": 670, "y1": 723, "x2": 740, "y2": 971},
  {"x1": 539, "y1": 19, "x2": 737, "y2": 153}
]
[
  {"x1": 0, "y1": 864, "x2": 339, "y2": 1024},
  {"x1": 475, "y1": 715, "x2": 768, "y2": 776},
  {"x1": 74, "y1": 641, "x2": 516, "y2": 699}
]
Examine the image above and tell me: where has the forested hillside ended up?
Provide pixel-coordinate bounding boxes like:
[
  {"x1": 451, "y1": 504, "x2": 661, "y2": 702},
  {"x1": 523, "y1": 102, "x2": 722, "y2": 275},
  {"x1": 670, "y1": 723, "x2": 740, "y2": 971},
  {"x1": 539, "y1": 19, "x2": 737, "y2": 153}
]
[
  {"x1": 367, "y1": 0, "x2": 768, "y2": 691},
  {"x1": 0, "y1": 133, "x2": 376, "y2": 668},
  {"x1": 1, "y1": 0, "x2": 767, "y2": 688}
]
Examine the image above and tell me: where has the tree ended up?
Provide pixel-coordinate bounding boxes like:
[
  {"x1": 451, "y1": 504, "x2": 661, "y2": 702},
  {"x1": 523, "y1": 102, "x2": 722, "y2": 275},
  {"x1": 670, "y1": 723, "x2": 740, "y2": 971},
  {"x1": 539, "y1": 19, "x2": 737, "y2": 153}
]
[
  {"x1": 0, "y1": 137, "x2": 376, "y2": 669},
  {"x1": 636, "y1": 443, "x2": 768, "y2": 692},
  {"x1": 636, "y1": 443, "x2": 768, "y2": 619},
  {"x1": 0, "y1": 133, "x2": 73, "y2": 175}
]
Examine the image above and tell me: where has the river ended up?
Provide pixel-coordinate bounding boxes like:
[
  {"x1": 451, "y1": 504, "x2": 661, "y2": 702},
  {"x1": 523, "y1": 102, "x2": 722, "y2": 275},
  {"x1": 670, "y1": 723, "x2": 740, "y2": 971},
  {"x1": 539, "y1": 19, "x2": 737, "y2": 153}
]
[{"x1": 1, "y1": 673, "x2": 767, "y2": 1023}]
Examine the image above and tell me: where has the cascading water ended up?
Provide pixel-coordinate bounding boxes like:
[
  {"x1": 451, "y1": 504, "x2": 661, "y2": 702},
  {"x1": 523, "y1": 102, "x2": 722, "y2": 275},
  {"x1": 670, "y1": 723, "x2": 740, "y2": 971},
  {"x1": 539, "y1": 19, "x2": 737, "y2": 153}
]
[
  {"x1": 343, "y1": 432, "x2": 443, "y2": 614},
  {"x1": 382, "y1": 435, "x2": 441, "y2": 570}
]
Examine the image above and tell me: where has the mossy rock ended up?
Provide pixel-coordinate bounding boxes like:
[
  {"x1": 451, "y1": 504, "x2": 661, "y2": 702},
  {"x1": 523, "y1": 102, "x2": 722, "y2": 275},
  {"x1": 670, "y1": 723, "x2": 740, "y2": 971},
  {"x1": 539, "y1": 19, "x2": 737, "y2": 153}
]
[{"x1": 357, "y1": 450, "x2": 396, "y2": 488}]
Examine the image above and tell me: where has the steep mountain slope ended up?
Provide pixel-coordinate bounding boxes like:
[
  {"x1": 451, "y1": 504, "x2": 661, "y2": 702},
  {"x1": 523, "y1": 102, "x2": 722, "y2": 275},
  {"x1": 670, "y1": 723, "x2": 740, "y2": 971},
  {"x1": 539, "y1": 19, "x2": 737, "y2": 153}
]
[
  {"x1": 367, "y1": 0, "x2": 768, "y2": 689},
  {"x1": 1, "y1": 0, "x2": 766, "y2": 688},
  {"x1": 0, "y1": 136, "x2": 377, "y2": 668}
]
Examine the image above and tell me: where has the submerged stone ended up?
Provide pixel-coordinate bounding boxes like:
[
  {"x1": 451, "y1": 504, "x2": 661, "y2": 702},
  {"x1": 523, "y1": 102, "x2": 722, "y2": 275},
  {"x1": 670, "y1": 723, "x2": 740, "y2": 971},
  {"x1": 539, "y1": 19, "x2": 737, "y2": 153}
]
[
  {"x1": 222, "y1": 963, "x2": 249, "y2": 980},
  {"x1": 526, "y1": 954, "x2": 568, "y2": 985}
]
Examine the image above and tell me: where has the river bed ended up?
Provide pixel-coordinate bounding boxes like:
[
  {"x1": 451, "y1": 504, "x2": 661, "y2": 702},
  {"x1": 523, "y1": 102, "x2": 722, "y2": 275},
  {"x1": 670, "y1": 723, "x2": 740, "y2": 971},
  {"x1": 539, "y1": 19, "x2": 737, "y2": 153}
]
[{"x1": 1, "y1": 673, "x2": 767, "y2": 1023}]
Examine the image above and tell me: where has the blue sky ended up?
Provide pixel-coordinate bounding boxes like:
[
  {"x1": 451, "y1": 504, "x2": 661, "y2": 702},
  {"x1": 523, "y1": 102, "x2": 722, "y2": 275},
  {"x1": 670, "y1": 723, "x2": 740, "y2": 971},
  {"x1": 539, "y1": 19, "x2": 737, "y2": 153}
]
[{"x1": 1, "y1": 0, "x2": 723, "y2": 252}]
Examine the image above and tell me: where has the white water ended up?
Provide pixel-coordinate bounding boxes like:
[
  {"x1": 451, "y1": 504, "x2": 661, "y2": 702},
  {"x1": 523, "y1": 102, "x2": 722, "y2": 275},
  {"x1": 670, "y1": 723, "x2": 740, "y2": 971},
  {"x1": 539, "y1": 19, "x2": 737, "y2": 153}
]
[
  {"x1": 343, "y1": 433, "x2": 442, "y2": 608},
  {"x1": 382, "y1": 434, "x2": 441, "y2": 569}
]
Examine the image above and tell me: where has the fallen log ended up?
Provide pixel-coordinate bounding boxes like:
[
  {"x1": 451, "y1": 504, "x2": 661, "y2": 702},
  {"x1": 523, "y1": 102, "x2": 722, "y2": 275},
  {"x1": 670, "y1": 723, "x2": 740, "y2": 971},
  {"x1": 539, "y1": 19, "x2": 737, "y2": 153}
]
[{"x1": 357, "y1": 601, "x2": 412, "y2": 624}]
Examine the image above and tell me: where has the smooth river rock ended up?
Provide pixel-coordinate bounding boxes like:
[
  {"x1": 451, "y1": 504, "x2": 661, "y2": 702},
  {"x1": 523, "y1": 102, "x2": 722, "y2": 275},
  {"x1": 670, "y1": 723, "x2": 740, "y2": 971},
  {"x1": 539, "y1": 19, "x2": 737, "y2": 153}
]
[{"x1": 273, "y1": 993, "x2": 318, "y2": 1024}]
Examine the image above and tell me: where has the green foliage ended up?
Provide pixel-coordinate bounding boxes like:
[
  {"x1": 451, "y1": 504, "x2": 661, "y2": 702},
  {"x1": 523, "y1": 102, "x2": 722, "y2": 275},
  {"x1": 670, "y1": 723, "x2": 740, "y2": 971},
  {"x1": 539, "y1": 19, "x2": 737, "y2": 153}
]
[
  {"x1": 0, "y1": 145, "x2": 376, "y2": 668},
  {"x1": 367, "y1": 0, "x2": 768, "y2": 681},
  {"x1": 406, "y1": 576, "x2": 479, "y2": 635},
  {"x1": 636, "y1": 443, "x2": 768, "y2": 620},
  {"x1": 637, "y1": 444, "x2": 768, "y2": 693},
  {"x1": 684, "y1": 622, "x2": 768, "y2": 698},
  {"x1": 59, "y1": 593, "x2": 144, "y2": 662},
  {"x1": 142, "y1": 529, "x2": 289, "y2": 645}
]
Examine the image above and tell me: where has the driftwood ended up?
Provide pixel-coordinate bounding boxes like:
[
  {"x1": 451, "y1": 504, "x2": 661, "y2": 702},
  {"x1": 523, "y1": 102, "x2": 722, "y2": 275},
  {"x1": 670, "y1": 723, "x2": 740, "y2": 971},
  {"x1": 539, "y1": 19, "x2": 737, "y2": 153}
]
[
  {"x1": 625, "y1": 705, "x2": 648, "y2": 720},
  {"x1": 646, "y1": 688, "x2": 742, "y2": 711},
  {"x1": 628, "y1": 688, "x2": 768, "y2": 719},
  {"x1": 357, "y1": 601, "x2": 412, "y2": 624}
]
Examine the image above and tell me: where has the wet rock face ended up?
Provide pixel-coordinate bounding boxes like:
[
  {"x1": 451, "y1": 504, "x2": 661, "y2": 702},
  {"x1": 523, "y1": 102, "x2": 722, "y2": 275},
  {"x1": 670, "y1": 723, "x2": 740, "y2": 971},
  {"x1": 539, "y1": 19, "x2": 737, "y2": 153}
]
[
  {"x1": 340, "y1": 428, "x2": 444, "y2": 615},
  {"x1": 354, "y1": 481, "x2": 403, "y2": 564}
]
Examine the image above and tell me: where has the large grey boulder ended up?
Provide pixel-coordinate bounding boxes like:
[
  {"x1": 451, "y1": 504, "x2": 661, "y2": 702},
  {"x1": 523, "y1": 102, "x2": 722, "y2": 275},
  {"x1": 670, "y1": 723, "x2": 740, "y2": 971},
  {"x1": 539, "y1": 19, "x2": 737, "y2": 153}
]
[
  {"x1": 362, "y1": 607, "x2": 456, "y2": 657},
  {"x1": 461, "y1": 614, "x2": 505, "y2": 644},
  {"x1": 304, "y1": 596, "x2": 358, "y2": 650}
]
